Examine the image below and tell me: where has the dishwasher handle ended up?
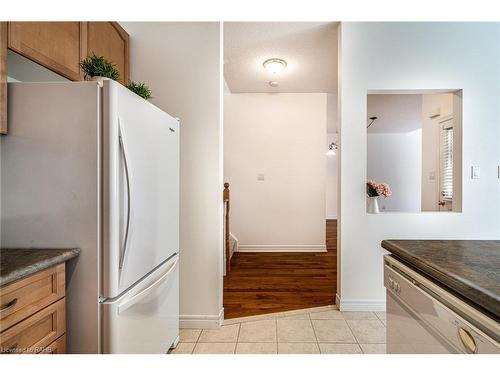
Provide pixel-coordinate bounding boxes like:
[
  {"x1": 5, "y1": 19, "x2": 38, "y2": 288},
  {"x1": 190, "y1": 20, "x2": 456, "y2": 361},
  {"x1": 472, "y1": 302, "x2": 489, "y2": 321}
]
[{"x1": 458, "y1": 327, "x2": 477, "y2": 354}]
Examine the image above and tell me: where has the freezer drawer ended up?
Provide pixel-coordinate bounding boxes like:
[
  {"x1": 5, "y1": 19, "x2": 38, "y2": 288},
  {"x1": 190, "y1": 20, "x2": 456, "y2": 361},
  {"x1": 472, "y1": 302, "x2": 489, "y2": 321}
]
[{"x1": 101, "y1": 255, "x2": 179, "y2": 354}]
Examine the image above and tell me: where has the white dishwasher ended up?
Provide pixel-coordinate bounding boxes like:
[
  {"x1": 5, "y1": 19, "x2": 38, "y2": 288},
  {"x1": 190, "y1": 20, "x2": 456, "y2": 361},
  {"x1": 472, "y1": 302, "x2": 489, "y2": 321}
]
[{"x1": 384, "y1": 255, "x2": 500, "y2": 354}]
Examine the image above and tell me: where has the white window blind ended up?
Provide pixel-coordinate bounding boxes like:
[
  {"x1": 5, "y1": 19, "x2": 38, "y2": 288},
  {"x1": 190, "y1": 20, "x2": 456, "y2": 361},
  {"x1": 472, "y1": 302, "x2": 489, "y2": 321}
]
[{"x1": 440, "y1": 125, "x2": 453, "y2": 201}]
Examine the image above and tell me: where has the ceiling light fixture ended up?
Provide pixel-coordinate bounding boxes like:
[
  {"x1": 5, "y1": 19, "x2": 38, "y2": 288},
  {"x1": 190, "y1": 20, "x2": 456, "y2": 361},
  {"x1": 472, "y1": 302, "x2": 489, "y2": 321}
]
[
  {"x1": 268, "y1": 81, "x2": 279, "y2": 87},
  {"x1": 263, "y1": 58, "x2": 287, "y2": 74}
]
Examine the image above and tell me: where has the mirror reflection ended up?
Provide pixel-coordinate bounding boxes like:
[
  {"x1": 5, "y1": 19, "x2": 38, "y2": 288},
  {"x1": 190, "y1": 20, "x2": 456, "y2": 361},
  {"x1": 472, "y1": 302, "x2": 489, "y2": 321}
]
[{"x1": 366, "y1": 90, "x2": 462, "y2": 213}]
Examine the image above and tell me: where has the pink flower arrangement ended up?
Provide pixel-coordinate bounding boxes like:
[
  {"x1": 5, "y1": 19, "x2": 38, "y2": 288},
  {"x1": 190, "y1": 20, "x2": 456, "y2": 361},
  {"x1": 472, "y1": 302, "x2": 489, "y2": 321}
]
[{"x1": 367, "y1": 179, "x2": 392, "y2": 199}]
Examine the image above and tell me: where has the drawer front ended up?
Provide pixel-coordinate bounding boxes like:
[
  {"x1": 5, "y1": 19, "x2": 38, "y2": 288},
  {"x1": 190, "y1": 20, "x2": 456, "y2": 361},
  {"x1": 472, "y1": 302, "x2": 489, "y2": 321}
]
[
  {"x1": 0, "y1": 264, "x2": 65, "y2": 332},
  {"x1": 0, "y1": 298, "x2": 65, "y2": 354},
  {"x1": 39, "y1": 334, "x2": 66, "y2": 354}
]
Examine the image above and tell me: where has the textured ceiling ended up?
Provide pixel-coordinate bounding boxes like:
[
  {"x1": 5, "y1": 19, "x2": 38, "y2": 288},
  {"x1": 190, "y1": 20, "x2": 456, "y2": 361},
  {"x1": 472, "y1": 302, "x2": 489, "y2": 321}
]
[
  {"x1": 224, "y1": 22, "x2": 338, "y2": 93},
  {"x1": 367, "y1": 94, "x2": 423, "y2": 133}
]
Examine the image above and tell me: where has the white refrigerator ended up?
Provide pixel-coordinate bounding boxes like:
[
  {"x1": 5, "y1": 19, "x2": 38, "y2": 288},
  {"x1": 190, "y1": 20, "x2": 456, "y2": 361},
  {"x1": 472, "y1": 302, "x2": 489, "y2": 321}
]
[{"x1": 1, "y1": 80, "x2": 180, "y2": 353}]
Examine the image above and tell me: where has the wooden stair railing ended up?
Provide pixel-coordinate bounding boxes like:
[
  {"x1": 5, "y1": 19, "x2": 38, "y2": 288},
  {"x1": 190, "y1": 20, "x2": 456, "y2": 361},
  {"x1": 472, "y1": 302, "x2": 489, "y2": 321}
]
[{"x1": 223, "y1": 182, "x2": 231, "y2": 274}]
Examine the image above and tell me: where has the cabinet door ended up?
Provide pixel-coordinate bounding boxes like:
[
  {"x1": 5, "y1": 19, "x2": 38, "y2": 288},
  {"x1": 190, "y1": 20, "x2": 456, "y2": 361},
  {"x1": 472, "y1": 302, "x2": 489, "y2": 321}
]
[
  {"x1": 0, "y1": 299, "x2": 65, "y2": 354},
  {"x1": 87, "y1": 22, "x2": 129, "y2": 84},
  {"x1": 38, "y1": 334, "x2": 65, "y2": 354},
  {"x1": 0, "y1": 264, "x2": 65, "y2": 333},
  {"x1": 8, "y1": 22, "x2": 86, "y2": 81}
]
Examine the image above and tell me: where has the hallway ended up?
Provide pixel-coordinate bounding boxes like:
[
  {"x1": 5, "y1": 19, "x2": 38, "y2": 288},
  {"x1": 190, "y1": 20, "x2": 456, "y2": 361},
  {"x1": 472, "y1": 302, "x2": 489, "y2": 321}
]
[{"x1": 223, "y1": 220, "x2": 337, "y2": 319}]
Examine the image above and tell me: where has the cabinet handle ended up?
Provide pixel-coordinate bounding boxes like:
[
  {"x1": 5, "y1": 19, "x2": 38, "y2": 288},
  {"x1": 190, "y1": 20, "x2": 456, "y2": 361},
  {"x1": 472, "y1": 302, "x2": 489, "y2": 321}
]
[
  {"x1": 0, "y1": 298, "x2": 18, "y2": 314},
  {"x1": 458, "y1": 327, "x2": 477, "y2": 354}
]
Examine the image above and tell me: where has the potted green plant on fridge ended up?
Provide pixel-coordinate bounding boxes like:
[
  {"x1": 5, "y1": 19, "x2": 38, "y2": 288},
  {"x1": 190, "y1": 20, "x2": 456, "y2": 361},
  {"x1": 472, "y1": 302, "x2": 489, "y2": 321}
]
[
  {"x1": 126, "y1": 81, "x2": 153, "y2": 100},
  {"x1": 80, "y1": 52, "x2": 120, "y2": 86}
]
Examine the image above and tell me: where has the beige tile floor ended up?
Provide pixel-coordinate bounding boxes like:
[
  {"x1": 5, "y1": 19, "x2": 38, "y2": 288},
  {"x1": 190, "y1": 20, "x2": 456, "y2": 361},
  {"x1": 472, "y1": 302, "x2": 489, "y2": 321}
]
[{"x1": 170, "y1": 306, "x2": 387, "y2": 354}]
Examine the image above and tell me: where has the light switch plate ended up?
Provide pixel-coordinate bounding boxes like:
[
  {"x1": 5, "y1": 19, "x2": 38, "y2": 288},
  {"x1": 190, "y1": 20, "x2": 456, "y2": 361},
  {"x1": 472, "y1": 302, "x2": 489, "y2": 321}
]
[
  {"x1": 471, "y1": 166, "x2": 480, "y2": 179},
  {"x1": 257, "y1": 173, "x2": 265, "y2": 181}
]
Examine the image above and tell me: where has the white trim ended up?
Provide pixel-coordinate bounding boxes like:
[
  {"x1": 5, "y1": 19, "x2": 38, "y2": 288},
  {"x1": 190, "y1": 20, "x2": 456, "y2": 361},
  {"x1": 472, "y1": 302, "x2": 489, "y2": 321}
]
[
  {"x1": 326, "y1": 216, "x2": 338, "y2": 220},
  {"x1": 223, "y1": 305, "x2": 336, "y2": 325},
  {"x1": 219, "y1": 307, "x2": 225, "y2": 325},
  {"x1": 180, "y1": 308, "x2": 224, "y2": 329},
  {"x1": 338, "y1": 297, "x2": 386, "y2": 312},
  {"x1": 170, "y1": 335, "x2": 180, "y2": 349},
  {"x1": 217, "y1": 22, "x2": 225, "y2": 326},
  {"x1": 237, "y1": 244, "x2": 327, "y2": 253}
]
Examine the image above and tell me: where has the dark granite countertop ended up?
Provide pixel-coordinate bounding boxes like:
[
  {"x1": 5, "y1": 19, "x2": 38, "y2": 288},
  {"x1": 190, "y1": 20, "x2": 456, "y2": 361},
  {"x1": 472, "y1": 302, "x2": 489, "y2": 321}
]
[
  {"x1": 381, "y1": 240, "x2": 500, "y2": 319},
  {"x1": 0, "y1": 248, "x2": 80, "y2": 287}
]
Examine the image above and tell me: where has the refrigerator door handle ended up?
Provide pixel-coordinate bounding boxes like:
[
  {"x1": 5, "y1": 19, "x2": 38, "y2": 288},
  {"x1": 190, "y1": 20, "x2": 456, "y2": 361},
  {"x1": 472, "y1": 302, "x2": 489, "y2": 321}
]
[
  {"x1": 118, "y1": 257, "x2": 179, "y2": 314},
  {"x1": 118, "y1": 121, "x2": 131, "y2": 270}
]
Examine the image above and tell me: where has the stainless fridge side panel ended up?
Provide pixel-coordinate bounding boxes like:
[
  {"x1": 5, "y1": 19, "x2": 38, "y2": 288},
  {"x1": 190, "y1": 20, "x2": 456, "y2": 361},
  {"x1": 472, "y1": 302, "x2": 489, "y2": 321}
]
[{"x1": 1, "y1": 82, "x2": 102, "y2": 353}]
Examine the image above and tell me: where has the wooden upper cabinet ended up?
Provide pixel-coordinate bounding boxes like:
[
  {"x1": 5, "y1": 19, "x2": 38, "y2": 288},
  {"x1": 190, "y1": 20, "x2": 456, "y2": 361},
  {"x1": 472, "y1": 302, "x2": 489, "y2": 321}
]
[
  {"x1": 8, "y1": 22, "x2": 87, "y2": 81},
  {"x1": 86, "y1": 22, "x2": 129, "y2": 84},
  {"x1": 1, "y1": 22, "x2": 129, "y2": 135}
]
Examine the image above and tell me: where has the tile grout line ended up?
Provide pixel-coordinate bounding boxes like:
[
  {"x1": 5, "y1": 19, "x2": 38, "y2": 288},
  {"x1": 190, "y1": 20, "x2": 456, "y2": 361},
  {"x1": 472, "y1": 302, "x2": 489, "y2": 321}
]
[
  {"x1": 377, "y1": 313, "x2": 387, "y2": 327},
  {"x1": 234, "y1": 323, "x2": 241, "y2": 354},
  {"x1": 191, "y1": 328, "x2": 204, "y2": 354},
  {"x1": 275, "y1": 318, "x2": 278, "y2": 354},
  {"x1": 192, "y1": 328, "x2": 203, "y2": 354},
  {"x1": 193, "y1": 327, "x2": 205, "y2": 353},
  {"x1": 309, "y1": 313, "x2": 322, "y2": 354},
  {"x1": 344, "y1": 319, "x2": 363, "y2": 353}
]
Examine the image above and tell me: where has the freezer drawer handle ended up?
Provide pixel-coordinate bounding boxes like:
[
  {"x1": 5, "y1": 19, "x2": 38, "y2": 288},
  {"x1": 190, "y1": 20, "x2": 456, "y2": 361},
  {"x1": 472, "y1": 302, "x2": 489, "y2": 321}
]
[
  {"x1": 118, "y1": 258, "x2": 178, "y2": 314},
  {"x1": 118, "y1": 123, "x2": 131, "y2": 270}
]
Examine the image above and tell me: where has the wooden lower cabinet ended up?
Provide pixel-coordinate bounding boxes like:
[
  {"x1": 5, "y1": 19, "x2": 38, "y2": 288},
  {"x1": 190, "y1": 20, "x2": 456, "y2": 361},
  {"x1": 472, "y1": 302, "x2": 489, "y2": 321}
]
[
  {"x1": 0, "y1": 265, "x2": 67, "y2": 354},
  {"x1": 39, "y1": 334, "x2": 66, "y2": 354}
]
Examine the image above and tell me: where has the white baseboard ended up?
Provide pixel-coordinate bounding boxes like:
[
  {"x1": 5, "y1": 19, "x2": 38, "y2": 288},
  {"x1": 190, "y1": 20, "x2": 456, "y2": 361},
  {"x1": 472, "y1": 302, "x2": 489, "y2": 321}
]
[
  {"x1": 180, "y1": 308, "x2": 224, "y2": 329},
  {"x1": 337, "y1": 296, "x2": 386, "y2": 312},
  {"x1": 237, "y1": 244, "x2": 327, "y2": 252}
]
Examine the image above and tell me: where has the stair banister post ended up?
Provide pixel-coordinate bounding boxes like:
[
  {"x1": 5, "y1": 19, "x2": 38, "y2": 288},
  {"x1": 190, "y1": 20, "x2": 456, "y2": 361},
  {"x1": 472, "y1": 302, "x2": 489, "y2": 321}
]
[{"x1": 223, "y1": 182, "x2": 230, "y2": 274}]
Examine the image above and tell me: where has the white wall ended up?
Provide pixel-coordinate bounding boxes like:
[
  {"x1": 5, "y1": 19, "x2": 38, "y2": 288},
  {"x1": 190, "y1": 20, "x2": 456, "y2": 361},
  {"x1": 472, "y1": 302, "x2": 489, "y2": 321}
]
[
  {"x1": 224, "y1": 93, "x2": 327, "y2": 251},
  {"x1": 367, "y1": 130, "x2": 422, "y2": 212},
  {"x1": 326, "y1": 93, "x2": 338, "y2": 219},
  {"x1": 121, "y1": 22, "x2": 223, "y2": 325},
  {"x1": 326, "y1": 132, "x2": 338, "y2": 219},
  {"x1": 339, "y1": 22, "x2": 500, "y2": 311}
]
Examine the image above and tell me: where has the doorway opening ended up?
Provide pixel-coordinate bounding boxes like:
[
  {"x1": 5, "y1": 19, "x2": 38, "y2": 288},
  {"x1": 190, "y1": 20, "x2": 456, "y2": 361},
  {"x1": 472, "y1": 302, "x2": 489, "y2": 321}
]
[{"x1": 222, "y1": 22, "x2": 339, "y2": 319}]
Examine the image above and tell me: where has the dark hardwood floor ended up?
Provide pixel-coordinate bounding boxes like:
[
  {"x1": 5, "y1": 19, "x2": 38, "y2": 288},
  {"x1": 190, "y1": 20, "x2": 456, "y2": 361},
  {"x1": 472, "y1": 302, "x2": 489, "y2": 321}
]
[{"x1": 223, "y1": 220, "x2": 337, "y2": 319}]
